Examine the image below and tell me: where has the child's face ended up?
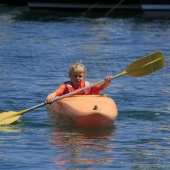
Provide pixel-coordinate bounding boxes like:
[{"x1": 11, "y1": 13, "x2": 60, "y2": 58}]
[{"x1": 70, "y1": 71, "x2": 85, "y2": 86}]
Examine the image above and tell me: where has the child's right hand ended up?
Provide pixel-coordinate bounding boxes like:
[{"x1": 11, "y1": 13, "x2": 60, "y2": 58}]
[{"x1": 45, "y1": 92, "x2": 56, "y2": 104}]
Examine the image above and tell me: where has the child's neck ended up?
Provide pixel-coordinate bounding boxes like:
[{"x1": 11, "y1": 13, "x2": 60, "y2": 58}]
[{"x1": 71, "y1": 81, "x2": 83, "y2": 89}]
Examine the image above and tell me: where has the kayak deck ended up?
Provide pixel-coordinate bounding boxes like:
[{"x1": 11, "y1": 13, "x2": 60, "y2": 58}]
[{"x1": 46, "y1": 94, "x2": 117, "y2": 128}]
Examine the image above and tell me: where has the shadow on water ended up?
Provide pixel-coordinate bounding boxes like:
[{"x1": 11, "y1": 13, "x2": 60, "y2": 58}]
[
  {"x1": 13, "y1": 10, "x2": 144, "y2": 21},
  {"x1": 1, "y1": 6, "x2": 170, "y2": 22},
  {"x1": 0, "y1": 6, "x2": 141, "y2": 20},
  {"x1": 52, "y1": 124, "x2": 116, "y2": 138}
]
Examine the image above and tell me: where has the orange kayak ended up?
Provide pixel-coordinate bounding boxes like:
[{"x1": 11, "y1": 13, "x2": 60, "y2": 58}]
[{"x1": 46, "y1": 94, "x2": 117, "y2": 128}]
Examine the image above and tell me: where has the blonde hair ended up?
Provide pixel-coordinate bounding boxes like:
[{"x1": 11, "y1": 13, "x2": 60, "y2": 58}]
[{"x1": 69, "y1": 63, "x2": 86, "y2": 76}]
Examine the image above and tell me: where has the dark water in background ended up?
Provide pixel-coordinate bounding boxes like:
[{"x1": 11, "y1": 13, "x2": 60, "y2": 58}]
[{"x1": 0, "y1": 6, "x2": 170, "y2": 169}]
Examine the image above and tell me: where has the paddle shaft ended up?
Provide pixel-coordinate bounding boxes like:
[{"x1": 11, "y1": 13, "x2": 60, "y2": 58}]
[{"x1": 25, "y1": 73, "x2": 121, "y2": 113}]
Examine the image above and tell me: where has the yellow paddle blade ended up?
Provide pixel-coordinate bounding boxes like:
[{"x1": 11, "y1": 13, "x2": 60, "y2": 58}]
[
  {"x1": 0, "y1": 110, "x2": 26, "y2": 125},
  {"x1": 120, "y1": 51, "x2": 165, "y2": 77}
]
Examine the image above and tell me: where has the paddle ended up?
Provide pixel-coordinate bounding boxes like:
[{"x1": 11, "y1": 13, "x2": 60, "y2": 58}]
[{"x1": 0, "y1": 51, "x2": 165, "y2": 125}]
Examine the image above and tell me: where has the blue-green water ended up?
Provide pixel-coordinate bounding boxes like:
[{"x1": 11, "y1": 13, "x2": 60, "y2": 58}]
[{"x1": 0, "y1": 6, "x2": 170, "y2": 169}]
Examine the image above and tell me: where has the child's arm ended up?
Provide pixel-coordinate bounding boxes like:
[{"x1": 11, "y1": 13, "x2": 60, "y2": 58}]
[
  {"x1": 45, "y1": 83, "x2": 67, "y2": 104},
  {"x1": 99, "y1": 76, "x2": 112, "y2": 90},
  {"x1": 45, "y1": 92, "x2": 57, "y2": 104}
]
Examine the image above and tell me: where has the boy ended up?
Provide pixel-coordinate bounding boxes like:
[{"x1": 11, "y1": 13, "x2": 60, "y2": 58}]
[{"x1": 45, "y1": 63, "x2": 112, "y2": 104}]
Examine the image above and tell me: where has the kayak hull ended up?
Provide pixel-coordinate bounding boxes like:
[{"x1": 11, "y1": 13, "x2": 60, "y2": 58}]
[{"x1": 46, "y1": 94, "x2": 118, "y2": 128}]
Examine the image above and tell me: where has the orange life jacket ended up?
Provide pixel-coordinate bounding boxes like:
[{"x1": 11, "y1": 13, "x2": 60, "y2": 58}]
[{"x1": 65, "y1": 81, "x2": 90, "y2": 94}]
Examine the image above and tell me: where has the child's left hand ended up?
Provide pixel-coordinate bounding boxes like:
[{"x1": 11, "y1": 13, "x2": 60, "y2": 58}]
[{"x1": 105, "y1": 76, "x2": 113, "y2": 82}]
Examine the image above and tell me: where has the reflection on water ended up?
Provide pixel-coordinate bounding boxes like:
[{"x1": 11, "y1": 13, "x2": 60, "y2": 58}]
[
  {"x1": 50, "y1": 125, "x2": 116, "y2": 167},
  {"x1": 0, "y1": 124, "x2": 23, "y2": 133}
]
